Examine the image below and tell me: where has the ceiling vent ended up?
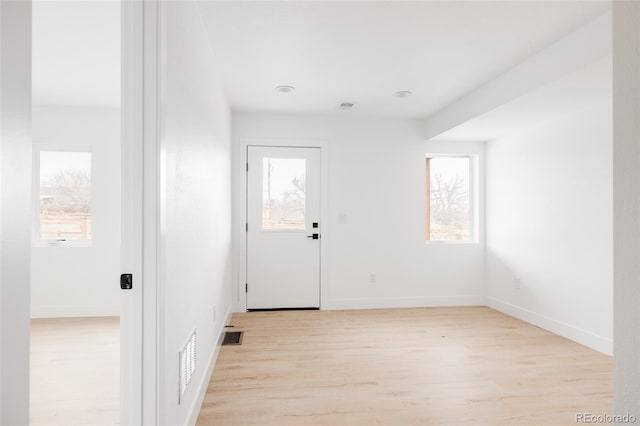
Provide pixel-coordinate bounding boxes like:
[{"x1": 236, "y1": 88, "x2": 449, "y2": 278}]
[{"x1": 338, "y1": 102, "x2": 354, "y2": 110}]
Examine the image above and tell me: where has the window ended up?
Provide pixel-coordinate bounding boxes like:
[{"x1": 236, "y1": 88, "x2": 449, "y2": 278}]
[
  {"x1": 37, "y1": 150, "x2": 92, "y2": 243},
  {"x1": 262, "y1": 158, "x2": 306, "y2": 230},
  {"x1": 426, "y1": 155, "x2": 474, "y2": 242}
]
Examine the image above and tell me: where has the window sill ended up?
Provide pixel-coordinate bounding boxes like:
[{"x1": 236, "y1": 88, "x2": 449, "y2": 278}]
[
  {"x1": 425, "y1": 240, "x2": 478, "y2": 245},
  {"x1": 33, "y1": 240, "x2": 93, "y2": 248}
]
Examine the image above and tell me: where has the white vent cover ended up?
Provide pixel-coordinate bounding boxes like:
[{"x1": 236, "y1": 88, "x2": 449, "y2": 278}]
[
  {"x1": 179, "y1": 330, "x2": 197, "y2": 403},
  {"x1": 338, "y1": 102, "x2": 354, "y2": 110}
]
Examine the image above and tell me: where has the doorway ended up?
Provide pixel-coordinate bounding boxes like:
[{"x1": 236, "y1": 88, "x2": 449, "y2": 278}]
[
  {"x1": 30, "y1": 1, "x2": 122, "y2": 424},
  {"x1": 246, "y1": 146, "x2": 322, "y2": 309}
]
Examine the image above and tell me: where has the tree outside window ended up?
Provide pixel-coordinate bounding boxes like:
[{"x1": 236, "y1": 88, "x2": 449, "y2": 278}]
[
  {"x1": 39, "y1": 151, "x2": 92, "y2": 241},
  {"x1": 426, "y1": 156, "x2": 472, "y2": 241}
]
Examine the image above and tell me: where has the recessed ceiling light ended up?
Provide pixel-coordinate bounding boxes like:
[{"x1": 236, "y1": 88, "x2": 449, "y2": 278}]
[
  {"x1": 338, "y1": 102, "x2": 355, "y2": 110},
  {"x1": 393, "y1": 90, "x2": 413, "y2": 98},
  {"x1": 275, "y1": 85, "x2": 295, "y2": 93}
]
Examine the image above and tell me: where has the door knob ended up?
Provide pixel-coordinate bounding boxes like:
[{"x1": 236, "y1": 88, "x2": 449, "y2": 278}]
[{"x1": 307, "y1": 233, "x2": 320, "y2": 239}]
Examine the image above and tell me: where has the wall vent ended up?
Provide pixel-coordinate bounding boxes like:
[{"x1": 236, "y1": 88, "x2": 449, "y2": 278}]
[
  {"x1": 178, "y1": 330, "x2": 197, "y2": 403},
  {"x1": 338, "y1": 102, "x2": 354, "y2": 110}
]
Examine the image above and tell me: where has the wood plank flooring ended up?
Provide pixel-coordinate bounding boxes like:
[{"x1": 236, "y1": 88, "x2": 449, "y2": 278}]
[
  {"x1": 30, "y1": 317, "x2": 119, "y2": 426},
  {"x1": 197, "y1": 307, "x2": 612, "y2": 426}
]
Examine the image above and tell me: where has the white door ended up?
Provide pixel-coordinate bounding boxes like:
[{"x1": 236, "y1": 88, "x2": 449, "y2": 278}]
[{"x1": 247, "y1": 146, "x2": 321, "y2": 309}]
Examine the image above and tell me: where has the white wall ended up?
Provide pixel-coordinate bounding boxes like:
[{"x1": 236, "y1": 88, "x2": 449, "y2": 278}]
[
  {"x1": 160, "y1": 3, "x2": 233, "y2": 425},
  {"x1": 613, "y1": 1, "x2": 640, "y2": 418},
  {"x1": 485, "y1": 100, "x2": 613, "y2": 354},
  {"x1": 233, "y1": 114, "x2": 485, "y2": 311},
  {"x1": 0, "y1": 1, "x2": 31, "y2": 423},
  {"x1": 30, "y1": 105, "x2": 121, "y2": 318}
]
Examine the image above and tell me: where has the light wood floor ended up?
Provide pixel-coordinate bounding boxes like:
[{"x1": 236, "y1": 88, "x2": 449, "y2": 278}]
[
  {"x1": 197, "y1": 307, "x2": 612, "y2": 426},
  {"x1": 30, "y1": 317, "x2": 119, "y2": 426}
]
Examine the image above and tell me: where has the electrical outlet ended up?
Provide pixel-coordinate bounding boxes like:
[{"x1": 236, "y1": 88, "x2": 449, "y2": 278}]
[
  {"x1": 514, "y1": 277, "x2": 521, "y2": 290},
  {"x1": 213, "y1": 307, "x2": 216, "y2": 322},
  {"x1": 368, "y1": 273, "x2": 376, "y2": 283}
]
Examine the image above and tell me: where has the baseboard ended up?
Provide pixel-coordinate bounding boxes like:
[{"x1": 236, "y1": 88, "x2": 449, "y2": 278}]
[
  {"x1": 324, "y1": 295, "x2": 485, "y2": 310},
  {"x1": 30, "y1": 304, "x2": 120, "y2": 318},
  {"x1": 486, "y1": 296, "x2": 613, "y2": 355},
  {"x1": 186, "y1": 305, "x2": 233, "y2": 426}
]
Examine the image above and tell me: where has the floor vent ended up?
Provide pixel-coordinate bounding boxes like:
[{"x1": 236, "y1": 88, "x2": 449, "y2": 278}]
[{"x1": 222, "y1": 331, "x2": 243, "y2": 346}]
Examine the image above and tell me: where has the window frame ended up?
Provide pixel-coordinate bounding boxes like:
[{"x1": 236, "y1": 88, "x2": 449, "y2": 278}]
[
  {"x1": 32, "y1": 145, "x2": 94, "y2": 247},
  {"x1": 260, "y1": 157, "x2": 308, "y2": 232},
  {"x1": 425, "y1": 153, "x2": 478, "y2": 244}
]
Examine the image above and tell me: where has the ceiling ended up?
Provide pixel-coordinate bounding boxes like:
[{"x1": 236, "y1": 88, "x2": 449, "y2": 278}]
[
  {"x1": 32, "y1": 0, "x2": 120, "y2": 108},
  {"x1": 198, "y1": 1, "x2": 610, "y2": 119},
  {"x1": 30, "y1": 1, "x2": 610, "y2": 117}
]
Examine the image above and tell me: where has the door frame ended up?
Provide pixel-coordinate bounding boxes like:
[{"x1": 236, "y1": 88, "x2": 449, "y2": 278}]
[
  {"x1": 234, "y1": 139, "x2": 329, "y2": 312},
  {"x1": 121, "y1": 0, "x2": 143, "y2": 423},
  {"x1": 121, "y1": 0, "x2": 161, "y2": 424}
]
